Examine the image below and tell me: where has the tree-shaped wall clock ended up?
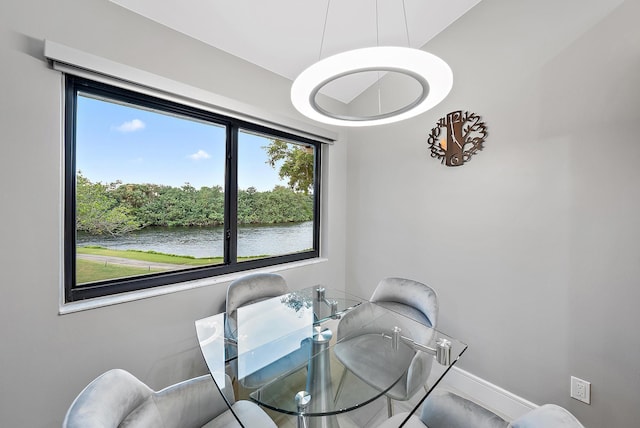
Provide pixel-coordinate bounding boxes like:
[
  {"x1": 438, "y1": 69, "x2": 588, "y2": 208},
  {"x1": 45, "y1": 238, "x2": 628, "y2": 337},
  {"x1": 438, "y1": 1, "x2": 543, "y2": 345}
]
[{"x1": 427, "y1": 110, "x2": 488, "y2": 166}]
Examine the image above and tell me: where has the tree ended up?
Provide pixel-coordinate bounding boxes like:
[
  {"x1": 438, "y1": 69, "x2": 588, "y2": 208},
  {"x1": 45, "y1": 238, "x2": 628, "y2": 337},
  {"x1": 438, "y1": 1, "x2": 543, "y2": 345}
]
[
  {"x1": 76, "y1": 172, "x2": 140, "y2": 236},
  {"x1": 77, "y1": 172, "x2": 313, "y2": 232},
  {"x1": 264, "y1": 139, "x2": 314, "y2": 194}
]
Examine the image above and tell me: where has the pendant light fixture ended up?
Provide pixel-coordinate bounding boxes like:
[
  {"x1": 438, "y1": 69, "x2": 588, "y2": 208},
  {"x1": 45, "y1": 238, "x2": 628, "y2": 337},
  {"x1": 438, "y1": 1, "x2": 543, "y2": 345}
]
[{"x1": 291, "y1": 0, "x2": 453, "y2": 127}]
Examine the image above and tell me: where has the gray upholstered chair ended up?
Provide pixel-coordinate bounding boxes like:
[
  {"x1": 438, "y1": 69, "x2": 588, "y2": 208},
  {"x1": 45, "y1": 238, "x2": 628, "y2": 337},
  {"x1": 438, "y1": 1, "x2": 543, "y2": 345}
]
[
  {"x1": 225, "y1": 272, "x2": 289, "y2": 338},
  {"x1": 376, "y1": 390, "x2": 586, "y2": 428},
  {"x1": 225, "y1": 272, "x2": 310, "y2": 389},
  {"x1": 334, "y1": 277, "x2": 438, "y2": 417},
  {"x1": 62, "y1": 368, "x2": 276, "y2": 428}
]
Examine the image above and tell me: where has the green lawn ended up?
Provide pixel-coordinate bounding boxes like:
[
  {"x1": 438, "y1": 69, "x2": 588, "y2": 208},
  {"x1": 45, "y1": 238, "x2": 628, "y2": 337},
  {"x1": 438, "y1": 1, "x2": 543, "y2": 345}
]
[
  {"x1": 76, "y1": 246, "x2": 268, "y2": 284},
  {"x1": 76, "y1": 258, "x2": 168, "y2": 284},
  {"x1": 77, "y1": 246, "x2": 224, "y2": 266}
]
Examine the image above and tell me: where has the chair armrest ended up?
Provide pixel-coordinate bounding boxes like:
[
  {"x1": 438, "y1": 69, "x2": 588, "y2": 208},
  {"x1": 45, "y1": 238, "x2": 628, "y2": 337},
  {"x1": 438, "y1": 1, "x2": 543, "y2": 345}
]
[
  {"x1": 405, "y1": 350, "x2": 434, "y2": 398},
  {"x1": 63, "y1": 369, "x2": 153, "y2": 428},
  {"x1": 120, "y1": 375, "x2": 234, "y2": 428},
  {"x1": 420, "y1": 390, "x2": 509, "y2": 428}
]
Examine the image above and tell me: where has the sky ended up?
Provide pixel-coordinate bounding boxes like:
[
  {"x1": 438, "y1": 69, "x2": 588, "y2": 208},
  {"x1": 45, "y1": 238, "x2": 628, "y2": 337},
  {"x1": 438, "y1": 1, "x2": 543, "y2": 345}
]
[{"x1": 76, "y1": 94, "x2": 288, "y2": 191}]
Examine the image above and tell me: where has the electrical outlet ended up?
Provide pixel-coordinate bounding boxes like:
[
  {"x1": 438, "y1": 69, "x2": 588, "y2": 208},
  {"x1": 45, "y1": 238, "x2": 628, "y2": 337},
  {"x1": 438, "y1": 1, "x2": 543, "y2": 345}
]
[{"x1": 570, "y1": 376, "x2": 591, "y2": 404}]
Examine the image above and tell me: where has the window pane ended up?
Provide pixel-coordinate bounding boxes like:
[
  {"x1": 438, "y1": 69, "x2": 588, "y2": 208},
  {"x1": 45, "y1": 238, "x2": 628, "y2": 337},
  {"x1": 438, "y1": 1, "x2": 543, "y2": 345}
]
[
  {"x1": 237, "y1": 130, "x2": 315, "y2": 260},
  {"x1": 75, "y1": 93, "x2": 226, "y2": 285},
  {"x1": 66, "y1": 76, "x2": 321, "y2": 302}
]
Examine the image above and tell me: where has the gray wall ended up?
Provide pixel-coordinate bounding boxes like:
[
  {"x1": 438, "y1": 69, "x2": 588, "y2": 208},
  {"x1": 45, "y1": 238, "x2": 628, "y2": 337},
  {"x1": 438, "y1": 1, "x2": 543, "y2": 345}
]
[
  {"x1": 2, "y1": 0, "x2": 639, "y2": 427},
  {"x1": 345, "y1": 0, "x2": 639, "y2": 427},
  {"x1": 0, "y1": 0, "x2": 347, "y2": 426}
]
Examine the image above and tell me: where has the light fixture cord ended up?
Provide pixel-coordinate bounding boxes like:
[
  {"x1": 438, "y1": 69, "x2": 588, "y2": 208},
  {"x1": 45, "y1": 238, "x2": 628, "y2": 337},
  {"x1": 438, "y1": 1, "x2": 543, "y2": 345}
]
[
  {"x1": 318, "y1": 0, "x2": 331, "y2": 60},
  {"x1": 402, "y1": 0, "x2": 411, "y2": 47},
  {"x1": 375, "y1": 0, "x2": 380, "y2": 47},
  {"x1": 376, "y1": 0, "x2": 382, "y2": 114}
]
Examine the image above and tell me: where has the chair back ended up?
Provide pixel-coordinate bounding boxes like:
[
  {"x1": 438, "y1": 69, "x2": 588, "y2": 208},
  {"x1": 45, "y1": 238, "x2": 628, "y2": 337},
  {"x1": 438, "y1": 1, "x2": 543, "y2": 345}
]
[
  {"x1": 226, "y1": 272, "x2": 289, "y2": 318},
  {"x1": 370, "y1": 277, "x2": 438, "y2": 328},
  {"x1": 63, "y1": 369, "x2": 152, "y2": 428},
  {"x1": 509, "y1": 404, "x2": 586, "y2": 428},
  {"x1": 419, "y1": 390, "x2": 586, "y2": 428},
  {"x1": 420, "y1": 390, "x2": 509, "y2": 428},
  {"x1": 64, "y1": 369, "x2": 278, "y2": 428}
]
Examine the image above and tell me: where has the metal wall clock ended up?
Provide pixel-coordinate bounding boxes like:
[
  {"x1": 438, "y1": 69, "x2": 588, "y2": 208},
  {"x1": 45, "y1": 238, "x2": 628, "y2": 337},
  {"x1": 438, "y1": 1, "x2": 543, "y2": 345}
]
[{"x1": 427, "y1": 110, "x2": 488, "y2": 166}]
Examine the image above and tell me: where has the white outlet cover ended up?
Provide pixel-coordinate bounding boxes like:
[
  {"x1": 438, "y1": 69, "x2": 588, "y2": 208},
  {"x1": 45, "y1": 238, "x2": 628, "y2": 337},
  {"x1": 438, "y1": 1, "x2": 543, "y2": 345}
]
[{"x1": 570, "y1": 376, "x2": 591, "y2": 404}]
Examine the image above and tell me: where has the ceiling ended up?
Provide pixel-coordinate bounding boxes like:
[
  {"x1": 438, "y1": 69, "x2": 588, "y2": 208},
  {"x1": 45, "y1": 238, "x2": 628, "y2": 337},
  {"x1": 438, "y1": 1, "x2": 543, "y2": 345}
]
[{"x1": 110, "y1": 0, "x2": 482, "y2": 104}]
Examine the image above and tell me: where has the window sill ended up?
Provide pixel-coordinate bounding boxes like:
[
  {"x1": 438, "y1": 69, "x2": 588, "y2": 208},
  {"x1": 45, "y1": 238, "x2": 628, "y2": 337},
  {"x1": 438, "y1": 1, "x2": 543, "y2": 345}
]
[{"x1": 59, "y1": 257, "x2": 328, "y2": 315}]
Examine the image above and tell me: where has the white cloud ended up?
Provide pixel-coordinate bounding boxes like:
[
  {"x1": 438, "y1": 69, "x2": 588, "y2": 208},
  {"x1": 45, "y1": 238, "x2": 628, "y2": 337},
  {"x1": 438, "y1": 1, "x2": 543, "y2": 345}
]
[
  {"x1": 188, "y1": 149, "x2": 211, "y2": 161},
  {"x1": 115, "y1": 119, "x2": 146, "y2": 133}
]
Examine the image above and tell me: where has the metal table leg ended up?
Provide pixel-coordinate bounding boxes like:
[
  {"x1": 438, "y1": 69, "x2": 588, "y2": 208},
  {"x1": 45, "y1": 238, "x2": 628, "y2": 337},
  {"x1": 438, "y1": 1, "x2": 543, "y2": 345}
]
[{"x1": 304, "y1": 326, "x2": 340, "y2": 428}]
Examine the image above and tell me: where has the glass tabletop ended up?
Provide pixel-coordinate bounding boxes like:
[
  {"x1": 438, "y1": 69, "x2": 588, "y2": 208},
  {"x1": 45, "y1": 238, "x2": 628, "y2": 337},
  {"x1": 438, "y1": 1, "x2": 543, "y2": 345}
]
[
  {"x1": 195, "y1": 286, "x2": 467, "y2": 428},
  {"x1": 220, "y1": 286, "x2": 363, "y2": 362}
]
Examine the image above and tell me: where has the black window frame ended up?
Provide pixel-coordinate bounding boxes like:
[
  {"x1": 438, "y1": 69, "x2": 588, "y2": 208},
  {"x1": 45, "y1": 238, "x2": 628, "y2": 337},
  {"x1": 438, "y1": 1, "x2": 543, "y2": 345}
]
[{"x1": 64, "y1": 75, "x2": 321, "y2": 303}]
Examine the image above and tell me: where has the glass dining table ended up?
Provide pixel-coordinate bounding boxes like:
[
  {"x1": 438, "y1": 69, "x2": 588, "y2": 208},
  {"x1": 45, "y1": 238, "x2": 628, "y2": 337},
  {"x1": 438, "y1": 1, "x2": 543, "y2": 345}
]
[{"x1": 195, "y1": 286, "x2": 467, "y2": 428}]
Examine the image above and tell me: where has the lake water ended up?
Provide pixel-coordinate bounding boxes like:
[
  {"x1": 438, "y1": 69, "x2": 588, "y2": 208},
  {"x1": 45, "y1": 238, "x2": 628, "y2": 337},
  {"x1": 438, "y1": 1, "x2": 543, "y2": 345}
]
[{"x1": 77, "y1": 221, "x2": 314, "y2": 258}]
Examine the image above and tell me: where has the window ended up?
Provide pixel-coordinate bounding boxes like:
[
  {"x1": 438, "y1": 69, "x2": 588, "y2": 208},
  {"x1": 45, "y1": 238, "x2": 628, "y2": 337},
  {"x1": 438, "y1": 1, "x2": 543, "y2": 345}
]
[{"x1": 64, "y1": 75, "x2": 321, "y2": 302}]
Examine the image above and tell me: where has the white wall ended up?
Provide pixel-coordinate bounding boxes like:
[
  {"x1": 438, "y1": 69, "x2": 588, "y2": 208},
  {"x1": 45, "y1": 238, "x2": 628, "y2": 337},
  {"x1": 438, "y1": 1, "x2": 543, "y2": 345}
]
[
  {"x1": 0, "y1": 0, "x2": 347, "y2": 426},
  {"x1": 345, "y1": 0, "x2": 640, "y2": 427}
]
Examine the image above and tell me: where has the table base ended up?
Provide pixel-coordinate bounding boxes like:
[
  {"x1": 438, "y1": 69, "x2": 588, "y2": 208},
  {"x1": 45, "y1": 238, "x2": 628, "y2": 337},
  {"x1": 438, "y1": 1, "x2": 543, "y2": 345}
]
[{"x1": 296, "y1": 327, "x2": 340, "y2": 428}]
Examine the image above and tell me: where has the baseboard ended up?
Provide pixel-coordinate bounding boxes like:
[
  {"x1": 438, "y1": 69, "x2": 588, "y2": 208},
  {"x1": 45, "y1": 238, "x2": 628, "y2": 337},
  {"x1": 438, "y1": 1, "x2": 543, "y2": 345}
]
[{"x1": 438, "y1": 367, "x2": 538, "y2": 421}]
